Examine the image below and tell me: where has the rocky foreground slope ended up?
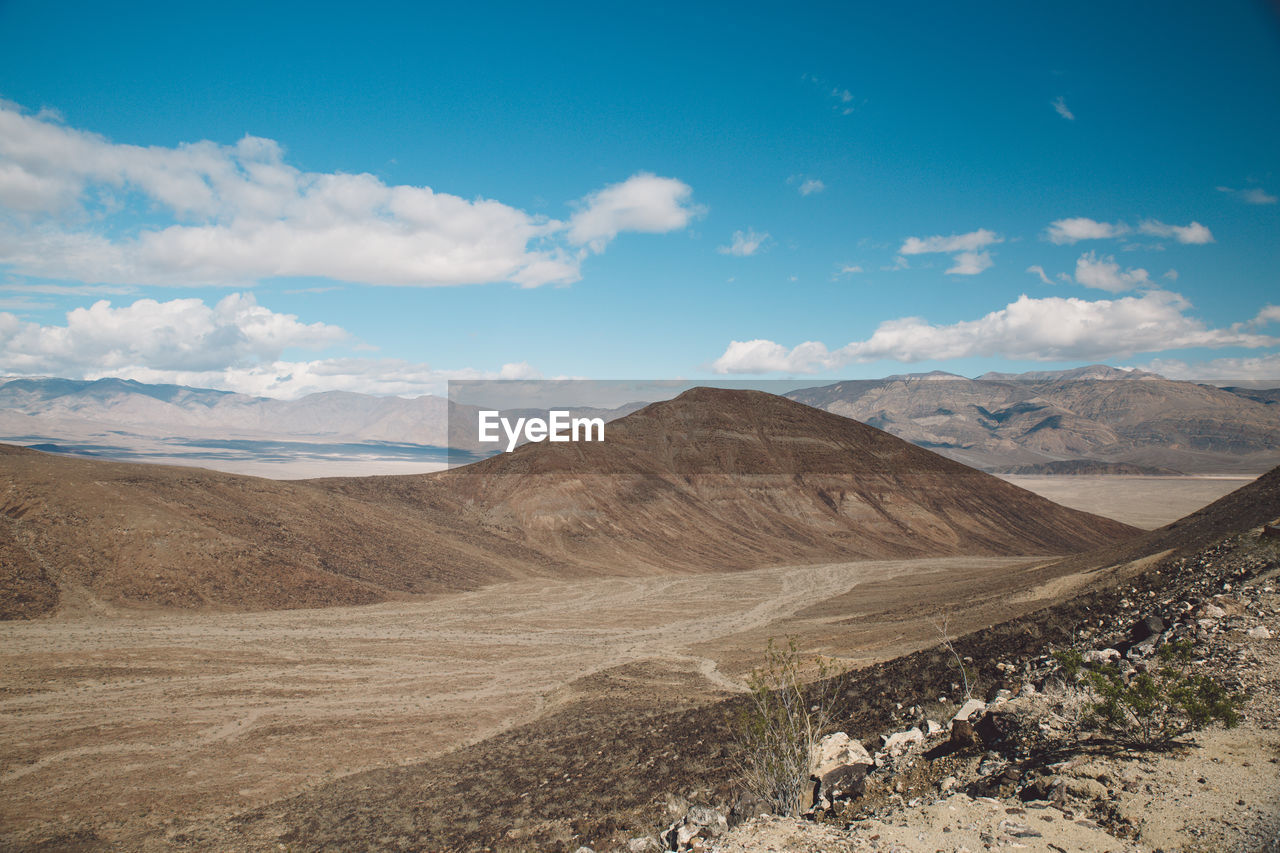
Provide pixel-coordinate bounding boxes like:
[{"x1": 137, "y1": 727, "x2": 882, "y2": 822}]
[{"x1": 0, "y1": 388, "x2": 1135, "y2": 619}]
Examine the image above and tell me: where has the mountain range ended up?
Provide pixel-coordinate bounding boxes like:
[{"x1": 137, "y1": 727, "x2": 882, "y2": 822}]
[
  {"x1": 786, "y1": 365, "x2": 1280, "y2": 475},
  {"x1": 2, "y1": 366, "x2": 1279, "y2": 477}
]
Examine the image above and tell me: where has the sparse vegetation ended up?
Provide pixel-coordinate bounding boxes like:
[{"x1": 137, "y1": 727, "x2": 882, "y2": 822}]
[
  {"x1": 931, "y1": 610, "x2": 974, "y2": 701},
  {"x1": 736, "y1": 637, "x2": 835, "y2": 817},
  {"x1": 1056, "y1": 642, "x2": 1245, "y2": 748}
]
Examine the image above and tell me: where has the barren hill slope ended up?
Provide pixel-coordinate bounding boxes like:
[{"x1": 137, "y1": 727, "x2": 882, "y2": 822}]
[
  {"x1": 435, "y1": 388, "x2": 1137, "y2": 568},
  {"x1": 0, "y1": 445, "x2": 556, "y2": 619},
  {"x1": 1, "y1": 388, "x2": 1139, "y2": 619}
]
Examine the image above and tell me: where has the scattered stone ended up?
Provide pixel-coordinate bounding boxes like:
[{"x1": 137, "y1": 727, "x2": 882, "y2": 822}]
[
  {"x1": 881, "y1": 727, "x2": 924, "y2": 754},
  {"x1": 1132, "y1": 615, "x2": 1166, "y2": 641},
  {"x1": 1247, "y1": 626, "x2": 1273, "y2": 639},
  {"x1": 663, "y1": 806, "x2": 727, "y2": 852},
  {"x1": 1083, "y1": 648, "x2": 1120, "y2": 664},
  {"x1": 949, "y1": 719, "x2": 982, "y2": 751},
  {"x1": 626, "y1": 837, "x2": 662, "y2": 853}
]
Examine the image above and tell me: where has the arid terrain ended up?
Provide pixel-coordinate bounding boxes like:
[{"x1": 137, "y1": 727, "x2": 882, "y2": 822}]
[{"x1": 1, "y1": 388, "x2": 1276, "y2": 852}]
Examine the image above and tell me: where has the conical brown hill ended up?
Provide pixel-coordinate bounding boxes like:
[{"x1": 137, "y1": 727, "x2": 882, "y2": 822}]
[{"x1": 440, "y1": 387, "x2": 1139, "y2": 570}]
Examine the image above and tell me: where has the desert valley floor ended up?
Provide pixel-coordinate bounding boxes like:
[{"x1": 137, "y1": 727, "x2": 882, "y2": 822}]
[{"x1": 0, "y1": 474, "x2": 1255, "y2": 850}]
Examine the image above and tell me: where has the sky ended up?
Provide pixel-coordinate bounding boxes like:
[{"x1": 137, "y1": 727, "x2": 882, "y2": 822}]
[{"x1": 0, "y1": 0, "x2": 1278, "y2": 398}]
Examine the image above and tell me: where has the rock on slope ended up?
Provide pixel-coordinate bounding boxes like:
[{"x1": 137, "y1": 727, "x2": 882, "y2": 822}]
[{"x1": 1, "y1": 388, "x2": 1138, "y2": 619}]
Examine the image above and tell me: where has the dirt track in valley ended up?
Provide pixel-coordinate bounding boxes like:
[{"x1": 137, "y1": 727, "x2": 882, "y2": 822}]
[{"x1": 0, "y1": 555, "x2": 1050, "y2": 847}]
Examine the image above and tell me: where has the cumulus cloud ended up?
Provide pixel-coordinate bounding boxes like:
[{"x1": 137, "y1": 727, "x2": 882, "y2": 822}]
[
  {"x1": 718, "y1": 228, "x2": 770, "y2": 257},
  {"x1": 0, "y1": 292, "x2": 541, "y2": 398},
  {"x1": 1073, "y1": 251, "x2": 1150, "y2": 292},
  {"x1": 1052, "y1": 97, "x2": 1075, "y2": 121},
  {"x1": 798, "y1": 178, "x2": 825, "y2": 196},
  {"x1": 566, "y1": 172, "x2": 701, "y2": 253},
  {"x1": 1217, "y1": 186, "x2": 1277, "y2": 205},
  {"x1": 711, "y1": 290, "x2": 1277, "y2": 373},
  {"x1": 0, "y1": 293, "x2": 347, "y2": 374},
  {"x1": 1044, "y1": 217, "x2": 1129, "y2": 244},
  {"x1": 898, "y1": 229, "x2": 1002, "y2": 276},
  {"x1": 0, "y1": 103, "x2": 699, "y2": 289},
  {"x1": 947, "y1": 251, "x2": 993, "y2": 275},
  {"x1": 1249, "y1": 305, "x2": 1280, "y2": 327}
]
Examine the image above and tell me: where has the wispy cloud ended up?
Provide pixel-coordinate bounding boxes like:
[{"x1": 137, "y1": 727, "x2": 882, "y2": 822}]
[
  {"x1": 1052, "y1": 96, "x2": 1075, "y2": 121},
  {"x1": 1044, "y1": 217, "x2": 1129, "y2": 244},
  {"x1": 712, "y1": 290, "x2": 1277, "y2": 373},
  {"x1": 1137, "y1": 219, "x2": 1213, "y2": 244},
  {"x1": 898, "y1": 228, "x2": 1002, "y2": 275},
  {"x1": 1026, "y1": 265, "x2": 1053, "y2": 285},
  {"x1": 718, "y1": 228, "x2": 770, "y2": 257},
  {"x1": 1217, "y1": 185, "x2": 1277, "y2": 205},
  {"x1": 799, "y1": 178, "x2": 825, "y2": 196}
]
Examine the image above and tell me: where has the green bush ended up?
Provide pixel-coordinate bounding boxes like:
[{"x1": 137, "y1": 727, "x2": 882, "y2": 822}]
[{"x1": 1056, "y1": 641, "x2": 1243, "y2": 748}]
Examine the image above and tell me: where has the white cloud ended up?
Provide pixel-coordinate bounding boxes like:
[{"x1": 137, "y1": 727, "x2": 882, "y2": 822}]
[
  {"x1": 1163, "y1": 269, "x2": 1179, "y2": 281},
  {"x1": 899, "y1": 229, "x2": 1002, "y2": 255},
  {"x1": 711, "y1": 290, "x2": 1276, "y2": 373},
  {"x1": 839, "y1": 264, "x2": 863, "y2": 275},
  {"x1": 1044, "y1": 217, "x2": 1129, "y2": 244},
  {"x1": 946, "y1": 251, "x2": 993, "y2": 276},
  {"x1": 1137, "y1": 219, "x2": 1214, "y2": 244},
  {"x1": 1052, "y1": 97, "x2": 1075, "y2": 121},
  {"x1": 898, "y1": 229, "x2": 1002, "y2": 276},
  {"x1": 1250, "y1": 305, "x2": 1280, "y2": 327},
  {"x1": 798, "y1": 178, "x2": 825, "y2": 196},
  {"x1": 1026, "y1": 265, "x2": 1053, "y2": 285},
  {"x1": 1138, "y1": 354, "x2": 1280, "y2": 381},
  {"x1": 566, "y1": 172, "x2": 701, "y2": 253},
  {"x1": 718, "y1": 228, "x2": 770, "y2": 257},
  {"x1": 1217, "y1": 186, "x2": 1277, "y2": 205},
  {"x1": 0, "y1": 292, "x2": 543, "y2": 398},
  {"x1": 0, "y1": 293, "x2": 346, "y2": 374},
  {"x1": 0, "y1": 103, "x2": 699, "y2": 289},
  {"x1": 1073, "y1": 251, "x2": 1150, "y2": 292}
]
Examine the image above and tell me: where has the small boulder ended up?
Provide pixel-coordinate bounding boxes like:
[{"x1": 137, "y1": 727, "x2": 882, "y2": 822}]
[
  {"x1": 1083, "y1": 649, "x2": 1120, "y2": 664},
  {"x1": 817, "y1": 762, "x2": 869, "y2": 802},
  {"x1": 1132, "y1": 615, "x2": 1165, "y2": 642},
  {"x1": 626, "y1": 838, "x2": 662, "y2": 853},
  {"x1": 1247, "y1": 626, "x2": 1273, "y2": 639},
  {"x1": 951, "y1": 698, "x2": 986, "y2": 723},
  {"x1": 811, "y1": 731, "x2": 872, "y2": 777},
  {"x1": 881, "y1": 727, "x2": 924, "y2": 754},
  {"x1": 727, "y1": 792, "x2": 770, "y2": 828},
  {"x1": 948, "y1": 719, "x2": 981, "y2": 751}
]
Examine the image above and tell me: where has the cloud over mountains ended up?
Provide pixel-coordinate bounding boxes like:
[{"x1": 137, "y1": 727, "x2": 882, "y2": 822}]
[{"x1": 0, "y1": 103, "x2": 699, "y2": 289}]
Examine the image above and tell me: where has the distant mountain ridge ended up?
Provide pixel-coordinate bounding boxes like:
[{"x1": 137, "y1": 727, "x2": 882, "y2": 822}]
[
  {"x1": 786, "y1": 365, "x2": 1280, "y2": 475},
  {"x1": 3, "y1": 368, "x2": 1280, "y2": 477}
]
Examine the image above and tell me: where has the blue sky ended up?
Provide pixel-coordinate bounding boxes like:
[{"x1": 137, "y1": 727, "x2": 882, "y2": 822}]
[{"x1": 0, "y1": 0, "x2": 1278, "y2": 397}]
